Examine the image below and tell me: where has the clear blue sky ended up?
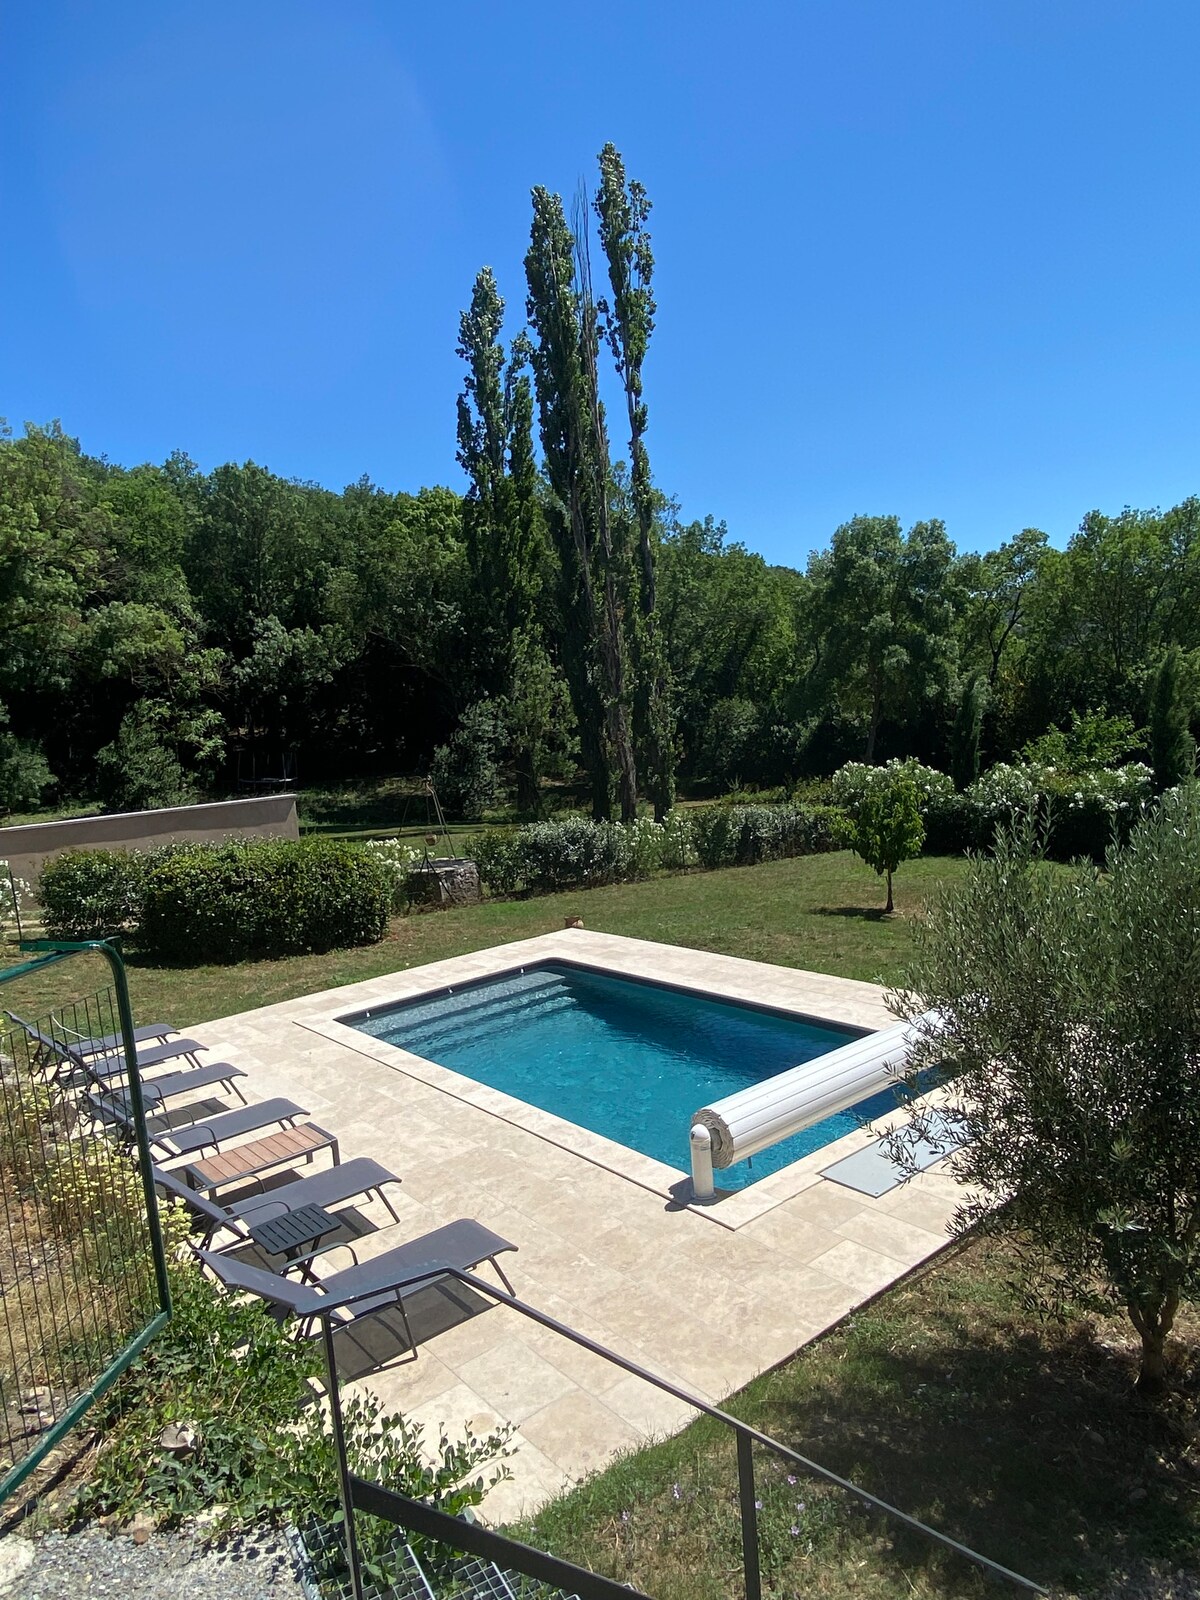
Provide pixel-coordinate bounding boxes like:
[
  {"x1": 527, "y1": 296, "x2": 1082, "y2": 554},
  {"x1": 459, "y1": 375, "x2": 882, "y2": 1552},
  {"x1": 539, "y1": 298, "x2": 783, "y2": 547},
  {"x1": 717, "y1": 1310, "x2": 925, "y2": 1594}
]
[{"x1": 3, "y1": 2, "x2": 1198, "y2": 564}]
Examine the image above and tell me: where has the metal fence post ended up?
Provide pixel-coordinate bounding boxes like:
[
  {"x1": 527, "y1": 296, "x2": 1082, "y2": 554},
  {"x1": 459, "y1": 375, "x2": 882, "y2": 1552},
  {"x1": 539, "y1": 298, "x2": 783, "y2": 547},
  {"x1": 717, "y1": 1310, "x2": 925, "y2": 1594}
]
[
  {"x1": 321, "y1": 1313, "x2": 365, "y2": 1600},
  {"x1": 94, "y1": 939, "x2": 174, "y2": 1323},
  {"x1": 736, "y1": 1430, "x2": 762, "y2": 1600}
]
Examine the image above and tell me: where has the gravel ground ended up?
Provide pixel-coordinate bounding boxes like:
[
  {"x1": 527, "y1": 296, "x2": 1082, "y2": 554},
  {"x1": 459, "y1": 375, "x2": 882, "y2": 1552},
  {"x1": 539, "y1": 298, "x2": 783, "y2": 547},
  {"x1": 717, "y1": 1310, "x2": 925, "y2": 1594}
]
[{"x1": 0, "y1": 1526, "x2": 307, "y2": 1600}]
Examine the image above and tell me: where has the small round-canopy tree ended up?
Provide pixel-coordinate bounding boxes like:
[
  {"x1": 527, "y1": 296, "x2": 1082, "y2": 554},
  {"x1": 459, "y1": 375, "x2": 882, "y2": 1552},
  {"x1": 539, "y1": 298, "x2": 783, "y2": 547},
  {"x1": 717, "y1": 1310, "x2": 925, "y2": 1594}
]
[
  {"x1": 842, "y1": 765, "x2": 924, "y2": 913},
  {"x1": 896, "y1": 784, "x2": 1200, "y2": 1394}
]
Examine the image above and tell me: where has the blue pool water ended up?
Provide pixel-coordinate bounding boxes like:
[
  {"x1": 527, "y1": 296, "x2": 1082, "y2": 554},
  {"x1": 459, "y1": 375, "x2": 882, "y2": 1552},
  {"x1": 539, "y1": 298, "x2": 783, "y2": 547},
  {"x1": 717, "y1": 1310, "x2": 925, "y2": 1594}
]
[{"x1": 347, "y1": 962, "x2": 901, "y2": 1189}]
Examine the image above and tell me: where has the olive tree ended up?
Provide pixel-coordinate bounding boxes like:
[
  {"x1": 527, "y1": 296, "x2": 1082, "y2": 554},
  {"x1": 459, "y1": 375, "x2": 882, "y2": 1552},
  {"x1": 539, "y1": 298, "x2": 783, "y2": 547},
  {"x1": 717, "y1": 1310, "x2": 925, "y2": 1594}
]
[{"x1": 896, "y1": 784, "x2": 1200, "y2": 1393}]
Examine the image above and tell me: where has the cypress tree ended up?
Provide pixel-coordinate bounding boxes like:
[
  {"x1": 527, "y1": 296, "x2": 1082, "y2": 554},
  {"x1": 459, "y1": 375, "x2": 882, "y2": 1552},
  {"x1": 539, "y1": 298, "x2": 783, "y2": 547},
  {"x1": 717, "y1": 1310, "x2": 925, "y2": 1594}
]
[
  {"x1": 1148, "y1": 644, "x2": 1196, "y2": 791},
  {"x1": 949, "y1": 672, "x2": 986, "y2": 791}
]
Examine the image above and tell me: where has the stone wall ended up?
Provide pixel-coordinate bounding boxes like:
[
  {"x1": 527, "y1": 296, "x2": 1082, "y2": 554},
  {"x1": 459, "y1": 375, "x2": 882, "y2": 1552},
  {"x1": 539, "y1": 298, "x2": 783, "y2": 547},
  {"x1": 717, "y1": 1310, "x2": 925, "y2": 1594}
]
[{"x1": 0, "y1": 793, "x2": 300, "y2": 885}]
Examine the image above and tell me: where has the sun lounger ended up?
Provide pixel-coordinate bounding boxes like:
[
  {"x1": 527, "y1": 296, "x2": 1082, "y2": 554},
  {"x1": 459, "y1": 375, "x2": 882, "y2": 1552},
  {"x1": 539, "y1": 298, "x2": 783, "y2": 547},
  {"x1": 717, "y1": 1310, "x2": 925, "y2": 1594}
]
[
  {"x1": 196, "y1": 1218, "x2": 517, "y2": 1352},
  {"x1": 89, "y1": 1092, "x2": 307, "y2": 1161},
  {"x1": 97, "y1": 1059, "x2": 248, "y2": 1114},
  {"x1": 53, "y1": 1019, "x2": 179, "y2": 1056},
  {"x1": 177, "y1": 1123, "x2": 341, "y2": 1195},
  {"x1": 85, "y1": 1036, "x2": 208, "y2": 1079},
  {"x1": 6, "y1": 1011, "x2": 205, "y2": 1082},
  {"x1": 153, "y1": 1157, "x2": 402, "y2": 1248}
]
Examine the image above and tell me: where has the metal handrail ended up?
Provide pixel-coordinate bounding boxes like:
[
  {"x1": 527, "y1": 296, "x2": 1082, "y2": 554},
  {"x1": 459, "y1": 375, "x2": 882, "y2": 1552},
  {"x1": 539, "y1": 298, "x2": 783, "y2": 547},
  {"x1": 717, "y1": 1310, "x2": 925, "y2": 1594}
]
[{"x1": 320, "y1": 1267, "x2": 1046, "y2": 1599}]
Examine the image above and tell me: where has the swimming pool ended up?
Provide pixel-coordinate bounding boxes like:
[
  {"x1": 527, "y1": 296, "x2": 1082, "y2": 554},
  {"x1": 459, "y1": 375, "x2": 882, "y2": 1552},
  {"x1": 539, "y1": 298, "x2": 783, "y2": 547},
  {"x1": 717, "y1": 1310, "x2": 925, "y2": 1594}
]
[{"x1": 346, "y1": 961, "x2": 902, "y2": 1188}]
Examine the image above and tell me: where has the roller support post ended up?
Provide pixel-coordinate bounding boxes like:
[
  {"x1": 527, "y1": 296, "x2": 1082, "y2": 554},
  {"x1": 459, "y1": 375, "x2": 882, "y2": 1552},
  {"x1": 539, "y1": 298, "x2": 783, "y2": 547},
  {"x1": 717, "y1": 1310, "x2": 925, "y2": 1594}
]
[{"x1": 690, "y1": 1122, "x2": 715, "y2": 1203}]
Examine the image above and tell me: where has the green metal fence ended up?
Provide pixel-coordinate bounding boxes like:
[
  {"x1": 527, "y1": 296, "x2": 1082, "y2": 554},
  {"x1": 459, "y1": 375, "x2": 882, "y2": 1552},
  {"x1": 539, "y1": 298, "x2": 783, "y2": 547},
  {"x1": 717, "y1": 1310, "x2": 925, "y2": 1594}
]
[{"x1": 0, "y1": 940, "x2": 171, "y2": 1504}]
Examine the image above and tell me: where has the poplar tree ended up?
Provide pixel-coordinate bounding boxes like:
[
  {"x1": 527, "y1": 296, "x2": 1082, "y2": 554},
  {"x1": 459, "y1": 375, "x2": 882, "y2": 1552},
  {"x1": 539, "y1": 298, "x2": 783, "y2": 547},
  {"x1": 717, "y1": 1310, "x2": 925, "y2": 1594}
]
[
  {"x1": 455, "y1": 268, "x2": 551, "y2": 810},
  {"x1": 455, "y1": 267, "x2": 542, "y2": 691},
  {"x1": 524, "y1": 186, "x2": 638, "y2": 820},
  {"x1": 595, "y1": 143, "x2": 676, "y2": 819}
]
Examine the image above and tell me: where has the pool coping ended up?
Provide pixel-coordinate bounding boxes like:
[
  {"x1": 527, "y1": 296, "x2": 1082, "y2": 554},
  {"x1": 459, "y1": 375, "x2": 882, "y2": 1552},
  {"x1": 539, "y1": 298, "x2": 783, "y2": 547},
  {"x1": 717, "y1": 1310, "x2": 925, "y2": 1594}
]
[{"x1": 297, "y1": 928, "x2": 930, "y2": 1230}]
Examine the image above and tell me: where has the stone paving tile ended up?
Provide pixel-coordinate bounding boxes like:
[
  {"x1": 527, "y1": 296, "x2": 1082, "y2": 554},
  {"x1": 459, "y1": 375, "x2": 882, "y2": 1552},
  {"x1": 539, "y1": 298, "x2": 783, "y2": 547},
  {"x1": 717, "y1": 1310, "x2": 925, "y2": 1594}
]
[
  {"x1": 875, "y1": 1184, "x2": 965, "y2": 1234},
  {"x1": 455, "y1": 1337, "x2": 581, "y2": 1424},
  {"x1": 478, "y1": 1440, "x2": 573, "y2": 1526},
  {"x1": 834, "y1": 1209, "x2": 948, "y2": 1264},
  {"x1": 737, "y1": 1205, "x2": 845, "y2": 1265},
  {"x1": 401, "y1": 1380, "x2": 505, "y2": 1465},
  {"x1": 808, "y1": 1238, "x2": 908, "y2": 1298},
  {"x1": 600, "y1": 1372, "x2": 702, "y2": 1441},
  {"x1": 190, "y1": 929, "x2": 961, "y2": 1517},
  {"x1": 520, "y1": 1389, "x2": 642, "y2": 1479}
]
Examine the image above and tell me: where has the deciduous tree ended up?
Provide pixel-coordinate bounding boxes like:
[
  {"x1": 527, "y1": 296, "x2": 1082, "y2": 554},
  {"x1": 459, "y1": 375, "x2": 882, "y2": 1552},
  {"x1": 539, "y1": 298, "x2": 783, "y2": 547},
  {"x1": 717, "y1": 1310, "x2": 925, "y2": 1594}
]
[{"x1": 524, "y1": 183, "x2": 638, "y2": 820}]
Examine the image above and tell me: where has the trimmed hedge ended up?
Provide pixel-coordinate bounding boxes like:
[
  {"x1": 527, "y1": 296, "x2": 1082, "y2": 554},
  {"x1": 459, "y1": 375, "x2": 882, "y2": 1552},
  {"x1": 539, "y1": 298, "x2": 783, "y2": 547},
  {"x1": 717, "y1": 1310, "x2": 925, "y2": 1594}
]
[
  {"x1": 689, "y1": 803, "x2": 844, "y2": 869},
  {"x1": 39, "y1": 848, "x2": 149, "y2": 940},
  {"x1": 140, "y1": 838, "x2": 392, "y2": 963},
  {"x1": 472, "y1": 805, "x2": 842, "y2": 897}
]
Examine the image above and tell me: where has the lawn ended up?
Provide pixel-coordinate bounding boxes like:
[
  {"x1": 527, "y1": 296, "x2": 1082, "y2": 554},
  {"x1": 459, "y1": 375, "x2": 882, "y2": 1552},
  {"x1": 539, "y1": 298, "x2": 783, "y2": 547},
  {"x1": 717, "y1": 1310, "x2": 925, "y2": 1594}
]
[
  {"x1": 516, "y1": 1237, "x2": 1200, "y2": 1598},
  {"x1": 6, "y1": 844, "x2": 1200, "y2": 1593},
  {"x1": 2, "y1": 850, "x2": 961, "y2": 1030}
]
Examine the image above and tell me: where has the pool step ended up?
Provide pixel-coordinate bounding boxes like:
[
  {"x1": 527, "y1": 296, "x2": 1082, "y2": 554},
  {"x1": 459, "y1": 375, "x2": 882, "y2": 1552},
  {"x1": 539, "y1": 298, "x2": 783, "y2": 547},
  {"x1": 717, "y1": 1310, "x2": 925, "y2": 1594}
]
[{"x1": 386, "y1": 980, "x2": 579, "y2": 1057}]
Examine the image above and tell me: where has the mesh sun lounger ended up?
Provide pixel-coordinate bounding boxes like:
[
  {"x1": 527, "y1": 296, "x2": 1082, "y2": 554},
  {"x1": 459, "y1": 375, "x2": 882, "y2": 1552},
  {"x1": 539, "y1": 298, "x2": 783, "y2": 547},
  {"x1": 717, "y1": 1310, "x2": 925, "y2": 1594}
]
[
  {"x1": 153, "y1": 1157, "x2": 402, "y2": 1248},
  {"x1": 86, "y1": 1036, "x2": 208, "y2": 1079},
  {"x1": 97, "y1": 1059, "x2": 248, "y2": 1114},
  {"x1": 90, "y1": 1092, "x2": 308, "y2": 1161},
  {"x1": 54, "y1": 1019, "x2": 178, "y2": 1056},
  {"x1": 6, "y1": 1011, "x2": 205, "y2": 1082},
  {"x1": 196, "y1": 1218, "x2": 517, "y2": 1352}
]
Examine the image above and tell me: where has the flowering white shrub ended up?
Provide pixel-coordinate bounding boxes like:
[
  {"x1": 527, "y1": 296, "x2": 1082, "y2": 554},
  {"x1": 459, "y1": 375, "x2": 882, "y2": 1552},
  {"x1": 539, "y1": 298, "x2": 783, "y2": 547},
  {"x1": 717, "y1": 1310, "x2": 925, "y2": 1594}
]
[
  {"x1": 966, "y1": 761, "x2": 1152, "y2": 819},
  {"x1": 624, "y1": 817, "x2": 667, "y2": 879},
  {"x1": 832, "y1": 758, "x2": 955, "y2": 817},
  {"x1": 0, "y1": 859, "x2": 30, "y2": 941},
  {"x1": 964, "y1": 762, "x2": 1041, "y2": 822},
  {"x1": 659, "y1": 809, "x2": 697, "y2": 870},
  {"x1": 365, "y1": 838, "x2": 423, "y2": 909}
]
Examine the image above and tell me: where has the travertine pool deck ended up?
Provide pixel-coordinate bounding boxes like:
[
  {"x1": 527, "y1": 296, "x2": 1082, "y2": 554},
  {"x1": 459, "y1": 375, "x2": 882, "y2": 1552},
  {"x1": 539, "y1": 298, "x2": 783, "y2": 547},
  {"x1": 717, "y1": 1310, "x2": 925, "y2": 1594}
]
[{"x1": 188, "y1": 930, "x2": 962, "y2": 1523}]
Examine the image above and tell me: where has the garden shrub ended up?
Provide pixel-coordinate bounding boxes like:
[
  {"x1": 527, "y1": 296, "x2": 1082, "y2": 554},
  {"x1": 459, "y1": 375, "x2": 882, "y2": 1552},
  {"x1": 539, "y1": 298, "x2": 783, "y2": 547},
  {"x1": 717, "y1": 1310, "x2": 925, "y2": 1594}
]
[
  {"x1": 76, "y1": 1255, "x2": 510, "y2": 1562},
  {"x1": 472, "y1": 829, "x2": 525, "y2": 896},
  {"x1": 962, "y1": 761, "x2": 1152, "y2": 860},
  {"x1": 828, "y1": 755, "x2": 1153, "y2": 862},
  {"x1": 39, "y1": 847, "x2": 150, "y2": 940},
  {"x1": 473, "y1": 813, "x2": 699, "y2": 896},
  {"x1": 516, "y1": 818, "x2": 636, "y2": 892},
  {"x1": 365, "y1": 836, "x2": 423, "y2": 910},
  {"x1": 831, "y1": 758, "x2": 955, "y2": 818},
  {"x1": 140, "y1": 837, "x2": 392, "y2": 962},
  {"x1": 690, "y1": 803, "x2": 844, "y2": 869}
]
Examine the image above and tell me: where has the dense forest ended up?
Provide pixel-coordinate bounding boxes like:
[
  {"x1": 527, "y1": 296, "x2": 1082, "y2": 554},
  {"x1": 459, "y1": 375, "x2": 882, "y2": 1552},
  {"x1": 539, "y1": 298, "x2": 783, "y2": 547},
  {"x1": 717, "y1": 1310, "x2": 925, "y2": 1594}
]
[
  {"x1": 3, "y1": 413, "x2": 1197, "y2": 819},
  {"x1": 2, "y1": 145, "x2": 1198, "y2": 820}
]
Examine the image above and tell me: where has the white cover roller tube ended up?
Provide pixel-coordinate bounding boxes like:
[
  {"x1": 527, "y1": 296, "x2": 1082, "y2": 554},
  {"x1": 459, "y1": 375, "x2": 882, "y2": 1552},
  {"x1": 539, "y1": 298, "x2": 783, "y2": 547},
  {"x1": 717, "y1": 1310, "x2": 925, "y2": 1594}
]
[{"x1": 690, "y1": 1012, "x2": 937, "y2": 1190}]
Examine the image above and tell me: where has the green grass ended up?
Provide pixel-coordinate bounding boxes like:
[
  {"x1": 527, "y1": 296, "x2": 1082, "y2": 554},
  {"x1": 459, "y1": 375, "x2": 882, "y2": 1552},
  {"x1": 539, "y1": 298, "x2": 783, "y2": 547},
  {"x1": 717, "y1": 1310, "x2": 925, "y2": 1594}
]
[
  {"x1": 1, "y1": 851, "x2": 959, "y2": 1029},
  {"x1": 8, "y1": 845, "x2": 1200, "y2": 1590},
  {"x1": 514, "y1": 1238, "x2": 1200, "y2": 1598}
]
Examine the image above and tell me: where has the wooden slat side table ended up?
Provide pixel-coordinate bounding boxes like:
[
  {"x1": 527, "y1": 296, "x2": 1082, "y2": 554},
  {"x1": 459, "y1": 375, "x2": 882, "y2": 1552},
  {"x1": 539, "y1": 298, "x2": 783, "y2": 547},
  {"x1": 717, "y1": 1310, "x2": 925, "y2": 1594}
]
[{"x1": 179, "y1": 1123, "x2": 339, "y2": 1196}]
